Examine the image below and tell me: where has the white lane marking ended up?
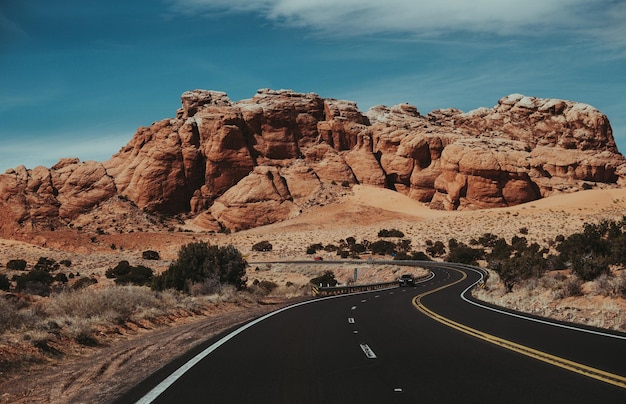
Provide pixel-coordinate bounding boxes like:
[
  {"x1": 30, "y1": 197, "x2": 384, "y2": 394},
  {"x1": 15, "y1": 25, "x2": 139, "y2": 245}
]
[
  {"x1": 394, "y1": 388, "x2": 403, "y2": 393},
  {"x1": 361, "y1": 299, "x2": 367, "y2": 303},
  {"x1": 375, "y1": 295, "x2": 380, "y2": 298},
  {"x1": 348, "y1": 317, "x2": 355, "y2": 324},
  {"x1": 353, "y1": 330, "x2": 359, "y2": 334},
  {"x1": 351, "y1": 305, "x2": 357, "y2": 310},
  {"x1": 360, "y1": 344, "x2": 377, "y2": 359},
  {"x1": 136, "y1": 288, "x2": 394, "y2": 403},
  {"x1": 457, "y1": 265, "x2": 626, "y2": 341}
]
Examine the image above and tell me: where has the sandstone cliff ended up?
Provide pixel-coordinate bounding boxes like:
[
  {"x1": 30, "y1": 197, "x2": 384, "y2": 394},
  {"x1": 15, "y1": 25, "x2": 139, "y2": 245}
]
[{"x1": 1, "y1": 89, "x2": 624, "y2": 233}]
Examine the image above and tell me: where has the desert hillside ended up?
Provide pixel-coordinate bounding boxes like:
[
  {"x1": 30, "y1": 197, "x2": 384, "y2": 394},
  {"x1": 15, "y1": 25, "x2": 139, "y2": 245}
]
[{"x1": 1, "y1": 184, "x2": 626, "y2": 403}]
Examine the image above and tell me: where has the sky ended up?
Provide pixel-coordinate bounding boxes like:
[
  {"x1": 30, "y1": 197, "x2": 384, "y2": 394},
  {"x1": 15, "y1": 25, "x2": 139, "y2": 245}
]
[{"x1": 1, "y1": 0, "x2": 625, "y2": 171}]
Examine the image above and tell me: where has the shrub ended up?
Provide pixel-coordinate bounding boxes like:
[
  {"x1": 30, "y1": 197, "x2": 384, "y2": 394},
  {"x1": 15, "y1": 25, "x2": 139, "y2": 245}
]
[
  {"x1": 445, "y1": 243, "x2": 484, "y2": 266},
  {"x1": 370, "y1": 240, "x2": 397, "y2": 256},
  {"x1": 571, "y1": 256, "x2": 610, "y2": 281},
  {"x1": 310, "y1": 270, "x2": 337, "y2": 287},
  {"x1": 337, "y1": 250, "x2": 350, "y2": 259},
  {"x1": 0, "y1": 274, "x2": 10, "y2": 291},
  {"x1": 15, "y1": 270, "x2": 54, "y2": 295},
  {"x1": 107, "y1": 261, "x2": 154, "y2": 286},
  {"x1": 72, "y1": 277, "x2": 98, "y2": 290},
  {"x1": 142, "y1": 250, "x2": 160, "y2": 260},
  {"x1": 0, "y1": 297, "x2": 22, "y2": 333},
  {"x1": 377, "y1": 228, "x2": 405, "y2": 238},
  {"x1": 350, "y1": 243, "x2": 367, "y2": 254},
  {"x1": 426, "y1": 241, "x2": 446, "y2": 257},
  {"x1": 54, "y1": 273, "x2": 69, "y2": 284},
  {"x1": 60, "y1": 259, "x2": 72, "y2": 267},
  {"x1": 152, "y1": 242, "x2": 247, "y2": 293},
  {"x1": 477, "y1": 233, "x2": 499, "y2": 247},
  {"x1": 6, "y1": 259, "x2": 27, "y2": 271},
  {"x1": 564, "y1": 278, "x2": 584, "y2": 297},
  {"x1": 253, "y1": 280, "x2": 278, "y2": 294},
  {"x1": 252, "y1": 240, "x2": 273, "y2": 252},
  {"x1": 306, "y1": 243, "x2": 324, "y2": 254},
  {"x1": 394, "y1": 251, "x2": 431, "y2": 261},
  {"x1": 34, "y1": 257, "x2": 59, "y2": 272}
]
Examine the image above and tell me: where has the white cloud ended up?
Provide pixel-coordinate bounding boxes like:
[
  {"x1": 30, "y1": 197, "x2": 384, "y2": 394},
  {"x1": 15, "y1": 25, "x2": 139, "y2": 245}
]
[{"x1": 169, "y1": 0, "x2": 624, "y2": 45}]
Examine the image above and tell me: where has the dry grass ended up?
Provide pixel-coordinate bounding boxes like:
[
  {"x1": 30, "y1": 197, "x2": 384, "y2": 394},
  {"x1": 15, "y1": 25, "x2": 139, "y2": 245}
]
[
  {"x1": 0, "y1": 284, "x2": 257, "y2": 374},
  {"x1": 474, "y1": 269, "x2": 626, "y2": 332}
]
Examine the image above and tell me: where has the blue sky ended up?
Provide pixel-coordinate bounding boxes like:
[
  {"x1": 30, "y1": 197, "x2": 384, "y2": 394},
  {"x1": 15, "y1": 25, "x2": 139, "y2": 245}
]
[{"x1": 1, "y1": 0, "x2": 625, "y2": 171}]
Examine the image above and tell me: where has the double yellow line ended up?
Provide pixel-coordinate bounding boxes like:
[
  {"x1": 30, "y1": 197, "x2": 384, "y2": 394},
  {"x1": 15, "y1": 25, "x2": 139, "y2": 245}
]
[{"x1": 412, "y1": 268, "x2": 626, "y2": 389}]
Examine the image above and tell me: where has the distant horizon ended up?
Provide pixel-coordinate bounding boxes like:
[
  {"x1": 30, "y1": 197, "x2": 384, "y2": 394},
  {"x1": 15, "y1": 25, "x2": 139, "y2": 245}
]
[{"x1": 2, "y1": 0, "x2": 624, "y2": 171}]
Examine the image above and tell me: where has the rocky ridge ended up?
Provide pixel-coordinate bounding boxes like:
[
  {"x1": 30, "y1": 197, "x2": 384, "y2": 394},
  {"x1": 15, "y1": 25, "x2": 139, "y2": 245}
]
[{"x1": 1, "y1": 89, "x2": 624, "y2": 234}]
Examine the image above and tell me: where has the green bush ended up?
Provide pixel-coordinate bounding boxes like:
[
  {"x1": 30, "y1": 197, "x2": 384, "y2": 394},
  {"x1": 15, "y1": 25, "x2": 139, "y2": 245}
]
[
  {"x1": 106, "y1": 261, "x2": 154, "y2": 286},
  {"x1": 306, "y1": 243, "x2": 324, "y2": 254},
  {"x1": 252, "y1": 240, "x2": 273, "y2": 252},
  {"x1": 151, "y1": 242, "x2": 247, "y2": 293},
  {"x1": 0, "y1": 274, "x2": 10, "y2": 291},
  {"x1": 15, "y1": 270, "x2": 54, "y2": 295},
  {"x1": 54, "y1": 273, "x2": 69, "y2": 284},
  {"x1": 6, "y1": 259, "x2": 27, "y2": 271},
  {"x1": 377, "y1": 228, "x2": 405, "y2": 238},
  {"x1": 142, "y1": 250, "x2": 160, "y2": 260},
  {"x1": 426, "y1": 241, "x2": 446, "y2": 257},
  {"x1": 34, "y1": 257, "x2": 59, "y2": 272},
  {"x1": 370, "y1": 240, "x2": 397, "y2": 256},
  {"x1": 445, "y1": 243, "x2": 484, "y2": 266}
]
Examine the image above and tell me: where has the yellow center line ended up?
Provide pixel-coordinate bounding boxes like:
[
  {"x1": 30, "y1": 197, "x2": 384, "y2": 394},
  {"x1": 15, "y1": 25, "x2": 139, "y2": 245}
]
[{"x1": 413, "y1": 267, "x2": 626, "y2": 389}]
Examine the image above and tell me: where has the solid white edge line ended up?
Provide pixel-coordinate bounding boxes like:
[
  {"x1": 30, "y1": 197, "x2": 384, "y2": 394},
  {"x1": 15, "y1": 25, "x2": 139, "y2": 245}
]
[
  {"x1": 458, "y1": 265, "x2": 626, "y2": 341},
  {"x1": 136, "y1": 286, "x2": 396, "y2": 403}
]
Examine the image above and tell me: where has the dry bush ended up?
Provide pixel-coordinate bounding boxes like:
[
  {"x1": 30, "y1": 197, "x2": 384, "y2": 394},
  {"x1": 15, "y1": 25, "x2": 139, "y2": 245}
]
[
  {"x1": 563, "y1": 278, "x2": 584, "y2": 297},
  {"x1": 0, "y1": 298, "x2": 23, "y2": 333},
  {"x1": 46, "y1": 286, "x2": 163, "y2": 324},
  {"x1": 267, "y1": 283, "x2": 309, "y2": 299}
]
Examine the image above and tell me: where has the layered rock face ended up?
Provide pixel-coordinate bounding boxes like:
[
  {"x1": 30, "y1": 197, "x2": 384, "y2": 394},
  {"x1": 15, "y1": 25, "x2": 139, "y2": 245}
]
[{"x1": 1, "y1": 89, "x2": 624, "y2": 232}]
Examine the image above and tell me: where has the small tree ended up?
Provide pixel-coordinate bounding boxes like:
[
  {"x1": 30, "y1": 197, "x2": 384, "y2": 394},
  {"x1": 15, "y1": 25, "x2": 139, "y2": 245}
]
[{"x1": 152, "y1": 242, "x2": 247, "y2": 293}]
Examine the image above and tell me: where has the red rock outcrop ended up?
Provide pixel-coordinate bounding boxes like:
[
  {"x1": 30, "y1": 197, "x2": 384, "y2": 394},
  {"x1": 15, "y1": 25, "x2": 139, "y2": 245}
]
[{"x1": 1, "y1": 89, "x2": 624, "y2": 234}]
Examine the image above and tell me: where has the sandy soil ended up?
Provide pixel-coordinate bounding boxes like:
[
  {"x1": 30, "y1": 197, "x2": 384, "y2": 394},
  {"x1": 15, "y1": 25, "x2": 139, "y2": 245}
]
[{"x1": 1, "y1": 185, "x2": 626, "y2": 402}]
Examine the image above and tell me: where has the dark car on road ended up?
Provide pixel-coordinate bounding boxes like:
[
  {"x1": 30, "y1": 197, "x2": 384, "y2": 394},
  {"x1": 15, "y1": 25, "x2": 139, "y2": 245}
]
[{"x1": 398, "y1": 274, "x2": 415, "y2": 287}]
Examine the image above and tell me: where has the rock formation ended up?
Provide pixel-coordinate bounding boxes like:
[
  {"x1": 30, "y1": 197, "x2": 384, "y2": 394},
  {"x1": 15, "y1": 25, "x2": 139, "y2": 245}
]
[{"x1": 1, "y1": 89, "x2": 624, "y2": 233}]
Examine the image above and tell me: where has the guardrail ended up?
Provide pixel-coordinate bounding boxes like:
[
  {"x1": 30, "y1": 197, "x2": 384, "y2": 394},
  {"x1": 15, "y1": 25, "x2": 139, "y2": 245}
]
[{"x1": 311, "y1": 274, "x2": 432, "y2": 297}]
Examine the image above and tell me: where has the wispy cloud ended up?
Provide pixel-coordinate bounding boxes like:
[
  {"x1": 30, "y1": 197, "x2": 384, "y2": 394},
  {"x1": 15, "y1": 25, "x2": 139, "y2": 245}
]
[{"x1": 169, "y1": 0, "x2": 625, "y2": 48}]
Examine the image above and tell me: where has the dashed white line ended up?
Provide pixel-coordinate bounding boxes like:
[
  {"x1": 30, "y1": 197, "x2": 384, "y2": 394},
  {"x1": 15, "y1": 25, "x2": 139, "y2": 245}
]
[
  {"x1": 360, "y1": 344, "x2": 377, "y2": 359},
  {"x1": 348, "y1": 317, "x2": 355, "y2": 324}
]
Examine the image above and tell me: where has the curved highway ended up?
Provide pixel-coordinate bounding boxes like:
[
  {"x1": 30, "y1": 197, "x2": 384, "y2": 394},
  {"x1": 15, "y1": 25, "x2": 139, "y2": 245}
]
[{"x1": 120, "y1": 262, "x2": 626, "y2": 403}]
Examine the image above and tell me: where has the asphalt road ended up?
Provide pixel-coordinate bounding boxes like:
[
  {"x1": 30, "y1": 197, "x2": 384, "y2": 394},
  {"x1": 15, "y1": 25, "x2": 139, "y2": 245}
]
[{"x1": 120, "y1": 262, "x2": 626, "y2": 403}]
